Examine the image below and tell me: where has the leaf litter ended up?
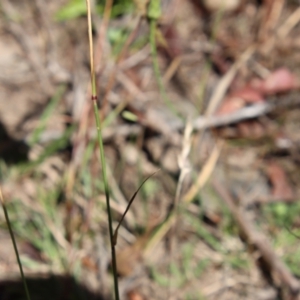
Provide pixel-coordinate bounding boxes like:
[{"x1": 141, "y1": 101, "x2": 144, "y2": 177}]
[{"x1": 2, "y1": 0, "x2": 300, "y2": 299}]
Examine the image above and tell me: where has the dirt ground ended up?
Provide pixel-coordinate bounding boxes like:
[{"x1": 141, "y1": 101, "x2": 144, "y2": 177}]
[{"x1": 1, "y1": 0, "x2": 300, "y2": 299}]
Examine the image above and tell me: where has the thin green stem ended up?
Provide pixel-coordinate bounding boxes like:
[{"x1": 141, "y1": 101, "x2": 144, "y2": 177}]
[
  {"x1": 113, "y1": 171, "x2": 158, "y2": 246},
  {"x1": 92, "y1": 100, "x2": 119, "y2": 299},
  {"x1": 0, "y1": 187, "x2": 31, "y2": 300},
  {"x1": 85, "y1": 0, "x2": 119, "y2": 299}
]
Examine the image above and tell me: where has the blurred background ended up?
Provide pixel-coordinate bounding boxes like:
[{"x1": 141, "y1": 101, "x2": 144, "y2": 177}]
[{"x1": 1, "y1": 0, "x2": 300, "y2": 299}]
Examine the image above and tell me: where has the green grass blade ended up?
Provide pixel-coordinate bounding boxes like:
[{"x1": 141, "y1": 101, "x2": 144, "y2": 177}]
[
  {"x1": 0, "y1": 187, "x2": 31, "y2": 300},
  {"x1": 113, "y1": 171, "x2": 158, "y2": 246}
]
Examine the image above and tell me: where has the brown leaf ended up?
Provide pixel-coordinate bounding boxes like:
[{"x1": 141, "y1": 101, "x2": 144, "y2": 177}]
[
  {"x1": 216, "y1": 68, "x2": 298, "y2": 116},
  {"x1": 266, "y1": 161, "x2": 294, "y2": 200},
  {"x1": 127, "y1": 290, "x2": 145, "y2": 300},
  {"x1": 216, "y1": 87, "x2": 264, "y2": 115},
  {"x1": 249, "y1": 77, "x2": 265, "y2": 92},
  {"x1": 216, "y1": 95, "x2": 245, "y2": 115},
  {"x1": 260, "y1": 68, "x2": 298, "y2": 95},
  {"x1": 233, "y1": 86, "x2": 264, "y2": 103}
]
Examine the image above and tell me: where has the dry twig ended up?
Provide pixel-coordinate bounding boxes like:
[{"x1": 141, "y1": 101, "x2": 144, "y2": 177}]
[{"x1": 213, "y1": 180, "x2": 300, "y2": 299}]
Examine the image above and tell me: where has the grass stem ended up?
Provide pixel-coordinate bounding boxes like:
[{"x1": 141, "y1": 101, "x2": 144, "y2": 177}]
[
  {"x1": 0, "y1": 186, "x2": 31, "y2": 300},
  {"x1": 85, "y1": 0, "x2": 120, "y2": 299}
]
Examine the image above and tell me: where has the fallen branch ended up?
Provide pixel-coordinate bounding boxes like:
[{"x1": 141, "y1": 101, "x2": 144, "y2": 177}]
[
  {"x1": 143, "y1": 92, "x2": 300, "y2": 146},
  {"x1": 193, "y1": 92, "x2": 300, "y2": 131},
  {"x1": 213, "y1": 180, "x2": 300, "y2": 299}
]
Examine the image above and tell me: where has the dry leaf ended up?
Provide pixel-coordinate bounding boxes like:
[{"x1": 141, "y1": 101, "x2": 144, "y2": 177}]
[
  {"x1": 266, "y1": 161, "x2": 294, "y2": 200},
  {"x1": 216, "y1": 87, "x2": 264, "y2": 115},
  {"x1": 127, "y1": 290, "x2": 145, "y2": 300},
  {"x1": 216, "y1": 68, "x2": 298, "y2": 116},
  {"x1": 260, "y1": 68, "x2": 298, "y2": 95},
  {"x1": 216, "y1": 95, "x2": 245, "y2": 115},
  {"x1": 233, "y1": 86, "x2": 264, "y2": 103}
]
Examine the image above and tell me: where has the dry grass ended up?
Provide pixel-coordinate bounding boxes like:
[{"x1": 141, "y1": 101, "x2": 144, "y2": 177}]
[{"x1": 1, "y1": 1, "x2": 300, "y2": 300}]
